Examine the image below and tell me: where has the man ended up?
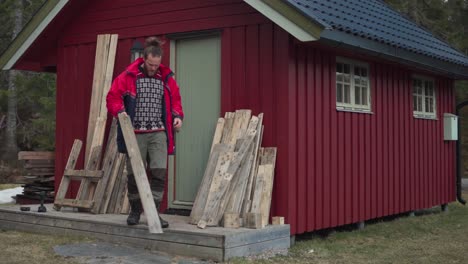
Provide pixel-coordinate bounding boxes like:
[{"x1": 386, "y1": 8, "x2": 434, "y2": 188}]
[{"x1": 106, "y1": 37, "x2": 184, "y2": 228}]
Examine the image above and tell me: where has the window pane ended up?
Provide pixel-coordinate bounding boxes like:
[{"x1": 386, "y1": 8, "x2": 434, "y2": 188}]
[
  {"x1": 337, "y1": 74, "x2": 343, "y2": 82},
  {"x1": 337, "y1": 83, "x2": 343, "y2": 102},
  {"x1": 425, "y1": 97, "x2": 430, "y2": 112},
  {"x1": 418, "y1": 97, "x2": 422, "y2": 112},
  {"x1": 361, "y1": 68, "x2": 367, "y2": 77},
  {"x1": 355, "y1": 77, "x2": 361, "y2": 85},
  {"x1": 355, "y1": 67, "x2": 360, "y2": 76},
  {"x1": 355, "y1": 86, "x2": 361, "y2": 105},
  {"x1": 344, "y1": 64, "x2": 350, "y2": 74},
  {"x1": 362, "y1": 87, "x2": 368, "y2": 106},
  {"x1": 344, "y1": 75, "x2": 351, "y2": 83},
  {"x1": 344, "y1": 84, "x2": 350, "y2": 103},
  {"x1": 337, "y1": 63, "x2": 343, "y2": 73},
  {"x1": 413, "y1": 96, "x2": 418, "y2": 111}
]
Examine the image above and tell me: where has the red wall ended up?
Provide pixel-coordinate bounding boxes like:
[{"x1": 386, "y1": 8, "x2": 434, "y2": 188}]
[
  {"x1": 283, "y1": 43, "x2": 456, "y2": 234},
  {"x1": 54, "y1": 0, "x2": 456, "y2": 235}
]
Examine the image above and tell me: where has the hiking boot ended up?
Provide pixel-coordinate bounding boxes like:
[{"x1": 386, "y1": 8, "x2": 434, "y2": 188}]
[
  {"x1": 127, "y1": 200, "x2": 142, "y2": 225},
  {"x1": 159, "y1": 216, "x2": 169, "y2": 228}
]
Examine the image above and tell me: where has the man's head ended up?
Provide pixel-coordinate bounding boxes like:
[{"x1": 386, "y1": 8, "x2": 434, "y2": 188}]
[
  {"x1": 143, "y1": 36, "x2": 163, "y2": 76},
  {"x1": 143, "y1": 54, "x2": 162, "y2": 76}
]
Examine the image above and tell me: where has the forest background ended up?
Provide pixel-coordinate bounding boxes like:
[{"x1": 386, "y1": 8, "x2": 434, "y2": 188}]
[{"x1": 0, "y1": 0, "x2": 467, "y2": 171}]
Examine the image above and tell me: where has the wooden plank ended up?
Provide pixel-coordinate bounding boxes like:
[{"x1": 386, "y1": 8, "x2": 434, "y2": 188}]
[
  {"x1": 226, "y1": 110, "x2": 251, "y2": 147},
  {"x1": 18, "y1": 151, "x2": 55, "y2": 160},
  {"x1": 107, "y1": 159, "x2": 127, "y2": 213},
  {"x1": 86, "y1": 34, "x2": 110, "y2": 165},
  {"x1": 212, "y1": 132, "x2": 256, "y2": 224},
  {"x1": 223, "y1": 212, "x2": 240, "y2": 228},
  {"x1": 245, "y1": 212, "x2": 263, "y2": 229},
  {"x1": 259, "y1": 163, "x2": 275, "y2": 227},
  {"x1": 202, "y1": 133, "x2": 255, "y2": 227},
  {"x1": 53, "y1": 140, "x2": 82, "y2": 211},
  {"x1": 224, "y1": 116, "x2": 260, "y2": 214},
  {"x1": 87, "y1": 34, "x2": 119, "y2": 167},
  {"x1": 54, "y1": 198, "x2": 93, "y2": 209},
  {"x1": 221, "y1": 114, "x2": 234, "y2": 144},
  {"x1": 91, "y1": 119, "x2": 119, "y2": 214},
  {"x1": 250, "y1": 164, "x2": 266, "y2": 215},
  {"x1": 190, "y1": 143, "x2": 229, "y2": 224},
  {"x1": 63, "y1": 169, "x2": 103, "y2": 178},
  {"x1": 242, "y1": 115, "x2": 263, "y2": 217},
  {"x1": 75, "y1": 147, "x2": 102, "y2": 201},
  {"x1": 118, "y1": 113, "x2": 162, "y2": 233},
  {"x1": 236, "y1": 110, "x2": 252, "y2": 139},
  {"x1": 107, "y1": 165, "x2": 123, "y2": 213},
  {"x1": 272, "y1": 216, "x2": 284, "y2": 225},
  {"x1": 210, "y1": 118, "x2": 225, "y2": 154},
  {"x1": 197, "y1": 151, "x2": 234, "y2": 228},
  {"x1": 121, "y1": 190, "x2": 130, "y2": 214},
  {"x1": 100, "y1": 153, "x2": 125, "y2": 214}
]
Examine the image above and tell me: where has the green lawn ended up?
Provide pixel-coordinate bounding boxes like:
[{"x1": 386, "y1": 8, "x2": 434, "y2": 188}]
[
  {"x1": 0, "y1": 184, "x2": 21, "y2": 190},
  {"x1": 231, "y1": 191, "x2": 468, "y2": 264}
]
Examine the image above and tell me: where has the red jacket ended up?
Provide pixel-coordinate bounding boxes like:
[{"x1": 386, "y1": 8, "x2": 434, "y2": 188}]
[{"x1": 106, "y1": 58, "x2": 184, "y2": 154}]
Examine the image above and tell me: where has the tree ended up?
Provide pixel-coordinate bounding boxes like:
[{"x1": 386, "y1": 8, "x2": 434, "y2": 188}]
[{"x1": 0, "y1": 0, "x2": 22, "y2": 160}]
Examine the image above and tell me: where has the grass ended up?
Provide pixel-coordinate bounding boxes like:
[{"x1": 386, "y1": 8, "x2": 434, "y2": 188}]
[
  {"x1": 231, "y1": 191, "x2": 468, "y2": 264},
  {"x1": 0, "y1": 184, "x2": 21, "y2": 190},
  {"x1": 0, "y1": 230, "x2": 94, "y2": 264}
]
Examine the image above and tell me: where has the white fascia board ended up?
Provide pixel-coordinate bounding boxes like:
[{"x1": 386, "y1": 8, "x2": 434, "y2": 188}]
[
  {"x1": 3, "y1": 0, "x2": 69, "y2": 70},
  {"x1": 244, "y1": 0, "x2": 317, "y2": 42}
]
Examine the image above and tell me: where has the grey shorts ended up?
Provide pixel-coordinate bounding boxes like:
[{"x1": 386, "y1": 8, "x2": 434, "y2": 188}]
[{"x1": 127, "y1": 131, "x2": 167, "y2": 175}]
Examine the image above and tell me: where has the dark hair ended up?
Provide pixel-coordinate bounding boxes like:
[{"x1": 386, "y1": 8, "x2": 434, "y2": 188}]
[{"x1": 143, "y1": 36, "x2": 164, "y2": 58}]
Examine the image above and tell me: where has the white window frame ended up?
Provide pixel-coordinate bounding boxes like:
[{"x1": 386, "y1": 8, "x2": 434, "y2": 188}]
[
  {"x1": 336, "y1": 57, "x2": 372, "y2": 113},
  {"x1": 412, "y1": 75, "x2": 437, "y2": 119}
]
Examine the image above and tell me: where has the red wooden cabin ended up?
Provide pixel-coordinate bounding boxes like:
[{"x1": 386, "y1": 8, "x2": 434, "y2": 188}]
[{"x1": 2, "y1": 0, "x2": 468, "y2": 235}]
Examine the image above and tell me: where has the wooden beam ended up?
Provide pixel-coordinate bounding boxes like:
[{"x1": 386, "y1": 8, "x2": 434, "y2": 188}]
[
  {"x1": 245, "y1": 212, "x2": 263, "y2": 229},
  {"x1": 118, "y1": 113, "x2": 162, "y2": 233},
  {"x1": 86, "y1": 34, "x2": 110, "y2": 165},
  {"x1": 190, "y1": 143, "x2": 229, "y2": 224},
  {"x1": 223, "y1": 212, "x2": 240, "y2": 228},
  {"x1": 54, "y1": 198, "x2": 93, "y2": 209},
  {"x1": 197, "y1": 150, "x2": 234, "y2": 229},
  {"x1": 272, "y1": 216, "x2": 284, "y2": 225},
  {"x1": 18, "y1": 151, "x2": 55, "y2": 160},
  {"x1": 53, "y1": 139, "x2": 82, "y2": 211},
  {"x1": 91, "y1": 119, "x2": 119, "y2": 214},
  {"x1": 210, "y1": 118, "x2": 225, "y2": 153},
  {"x1": 63, "y1": 169, "x2": 103, "y2": 178}
]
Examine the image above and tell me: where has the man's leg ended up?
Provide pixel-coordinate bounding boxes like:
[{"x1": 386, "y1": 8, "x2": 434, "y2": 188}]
[
  {"x1": 147, "y1": 131, "x2": 168, "y2": 228},
  {"x1": 126, "y1": 133, "x2": 149, "y2": 225}
]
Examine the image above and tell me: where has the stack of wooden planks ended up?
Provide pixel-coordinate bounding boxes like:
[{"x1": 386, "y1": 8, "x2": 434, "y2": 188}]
[
  {"x1": 54, "y1": 34, "x2": 130, "y2": 214},
  {"x1": 190, "y1": 110, "x2": 277, "y2": 229},
  {"x1": 17, "y1": 151, "x2": 55, "y2": 203}
]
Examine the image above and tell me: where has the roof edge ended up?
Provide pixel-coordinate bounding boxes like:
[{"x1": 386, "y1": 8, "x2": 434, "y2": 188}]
[
  {"x1": 0, "y1": 0, "x2": 69, "y2": 71},
  {"x1": 243, "y1": 0, "x2": 324, "y2": 42},
  {"x1": 320, "y1": 30, "x2": 468, "y2": 80}
]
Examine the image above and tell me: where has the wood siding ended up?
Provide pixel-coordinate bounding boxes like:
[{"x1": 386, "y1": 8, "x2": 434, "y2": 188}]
[{"x1": 285, "y1": 43, "x2": 456, "y2": 234}]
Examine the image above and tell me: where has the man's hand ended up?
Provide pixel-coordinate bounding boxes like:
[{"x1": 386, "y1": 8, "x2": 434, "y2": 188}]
[{"x1": 173, "y1": 117, "x2": 183, "y2": 131}]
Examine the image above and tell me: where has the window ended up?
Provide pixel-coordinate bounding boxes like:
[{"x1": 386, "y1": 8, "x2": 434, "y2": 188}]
[
  {"x1": 336, "y1": 58, "x2": 371, "y2": 112},
  {"x1": 412, "y1": 76, "x2": 436, "y2": 119}
]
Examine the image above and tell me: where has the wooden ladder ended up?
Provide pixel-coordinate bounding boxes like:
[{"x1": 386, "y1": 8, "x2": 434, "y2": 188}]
[{"x1": 53, "y1": 139, "x2": 103, "y2": 211}]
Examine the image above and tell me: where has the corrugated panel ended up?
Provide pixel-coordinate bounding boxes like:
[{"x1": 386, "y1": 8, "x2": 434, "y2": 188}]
[{"x1": 287, "y1": 43, "x2": 457, "y2": 234}]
